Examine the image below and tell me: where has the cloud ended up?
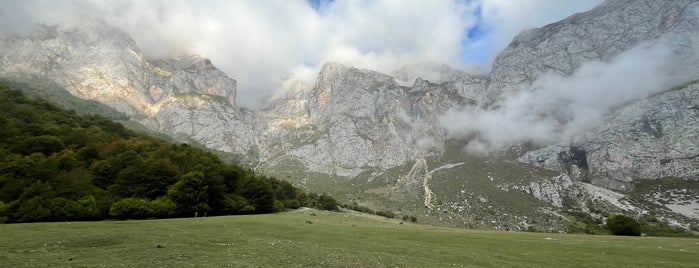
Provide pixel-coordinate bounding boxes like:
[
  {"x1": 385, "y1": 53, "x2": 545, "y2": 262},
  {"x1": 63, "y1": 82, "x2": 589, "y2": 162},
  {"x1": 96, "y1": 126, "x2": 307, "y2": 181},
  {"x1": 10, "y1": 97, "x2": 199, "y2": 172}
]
[
  {"x1": 441, "y1": 40, "x2": 699, "y2": 155},
  {"x1": 461, "y1": 0, "x2": 605, "y2": 65},
  {"x1": 0, "y1": 0, "x2": 605, "y2": 107}
]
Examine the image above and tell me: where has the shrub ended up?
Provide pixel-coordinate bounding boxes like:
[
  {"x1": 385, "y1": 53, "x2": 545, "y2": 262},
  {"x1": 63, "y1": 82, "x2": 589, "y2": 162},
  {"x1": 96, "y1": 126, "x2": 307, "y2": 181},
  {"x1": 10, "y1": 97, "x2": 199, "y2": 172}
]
[
  {"x1": 606, "y1": 215, "x2": 641, "y2": 236},
  {"x1": 0, "y1": 201, "x2": 7, "y2": 223},
  {"x1": 376, "y1": 210, "x2": 395, "y2": 219},
  {"x1": 109, "y1": 198, "x2": 155, "y2": 219},
  {"x1": 402, "y1": 215, "x2": 417, "y2": 222},
  {"x1": 343, "y1": 202, "x2": 374, "y2": 214},
  {"x1": 150, "y1": 196, "x2": 176, "y2": 218},
  {"x1": 315, "y1": 195, "x2": 339, "y2": 211}
]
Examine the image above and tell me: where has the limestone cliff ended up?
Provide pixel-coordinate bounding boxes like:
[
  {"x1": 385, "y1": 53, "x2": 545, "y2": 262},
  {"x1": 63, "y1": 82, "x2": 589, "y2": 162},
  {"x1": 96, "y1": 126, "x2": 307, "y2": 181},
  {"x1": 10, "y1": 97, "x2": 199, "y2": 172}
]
[{"x1": 0, "y1": 18, "x2": 257, "y2": 155}]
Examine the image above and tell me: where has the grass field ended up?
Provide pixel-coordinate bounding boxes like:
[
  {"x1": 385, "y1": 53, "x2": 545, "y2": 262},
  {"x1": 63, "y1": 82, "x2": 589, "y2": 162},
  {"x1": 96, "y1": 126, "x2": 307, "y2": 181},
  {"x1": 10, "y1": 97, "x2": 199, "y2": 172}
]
[{"x1": 0, "y1": 210, "x2": 697, "y2": 267}]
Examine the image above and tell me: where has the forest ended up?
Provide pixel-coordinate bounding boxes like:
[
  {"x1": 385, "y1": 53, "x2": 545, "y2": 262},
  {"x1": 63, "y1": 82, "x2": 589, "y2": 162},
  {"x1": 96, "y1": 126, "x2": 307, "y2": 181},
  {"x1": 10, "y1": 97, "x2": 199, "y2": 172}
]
[{"x1": 0, "y1": 83, "x2": 337, "y2": 223}]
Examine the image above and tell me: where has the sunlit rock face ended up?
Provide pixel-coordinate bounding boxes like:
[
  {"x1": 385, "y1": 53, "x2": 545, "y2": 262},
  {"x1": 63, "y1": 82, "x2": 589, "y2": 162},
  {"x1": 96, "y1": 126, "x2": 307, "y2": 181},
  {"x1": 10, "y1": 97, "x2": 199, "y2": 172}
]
[
  {"x1": 261, "y1": 62, "x2": 470, "y2": 176},
  {"x1": 0, "y1": 18, "x2": 257, "y2": 155}
]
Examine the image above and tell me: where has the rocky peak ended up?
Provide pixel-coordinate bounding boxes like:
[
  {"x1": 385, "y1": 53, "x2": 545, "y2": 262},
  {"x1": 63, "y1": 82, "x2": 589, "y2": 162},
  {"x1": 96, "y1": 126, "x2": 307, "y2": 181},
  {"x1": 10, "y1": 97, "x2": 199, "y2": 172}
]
[
  {"x1": 0, "y1": 18, "x2": 254, "y2": 155},
  {"x1": 53, "y1": 17, "x2": 137, "y2": 49},
  {"x1": 393, "y1": 62, "x2": 488, "y2": 106},
  {"x1": 310, "y1": 62, "x2": 400, "y2": 123},
  {"x1": 487, "y1": 0, "x2": 699, "y2": 103},
  {"x1": 0, "y1": 18, "x2": 239, "y2": 116},
  {"x1": 150, "y1": 55, "x2": 237, "y2": 106},
  {"x1": 501, "y1": 0, "x2": 699, "y2": 191}
]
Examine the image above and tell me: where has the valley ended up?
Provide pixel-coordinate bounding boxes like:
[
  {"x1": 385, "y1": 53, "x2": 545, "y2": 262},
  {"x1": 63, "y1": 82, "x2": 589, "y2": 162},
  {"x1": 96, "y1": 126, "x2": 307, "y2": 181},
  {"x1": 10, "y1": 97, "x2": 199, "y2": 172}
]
[{"x1": 0, "y1": 0, "x2": 698, "y2": 235}]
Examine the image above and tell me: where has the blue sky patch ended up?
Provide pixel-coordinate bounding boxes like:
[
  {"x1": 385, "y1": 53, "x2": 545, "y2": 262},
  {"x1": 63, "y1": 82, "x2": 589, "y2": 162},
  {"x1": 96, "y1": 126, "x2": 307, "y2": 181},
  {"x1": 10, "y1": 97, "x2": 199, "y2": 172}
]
[
  {"x1": 461, "y1": 4, "x2": 493, "y2": 65},
  {"x1": 308, "y1": 0, "x2": 334, "y2": 12}
]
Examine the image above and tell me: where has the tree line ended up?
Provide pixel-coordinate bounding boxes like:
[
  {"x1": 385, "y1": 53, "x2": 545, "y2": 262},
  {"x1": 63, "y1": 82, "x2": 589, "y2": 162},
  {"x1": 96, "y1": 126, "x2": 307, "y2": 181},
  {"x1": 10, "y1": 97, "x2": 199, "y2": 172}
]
[{"x1": 0, "y1": 83, "x2": 337, "y2": 223}]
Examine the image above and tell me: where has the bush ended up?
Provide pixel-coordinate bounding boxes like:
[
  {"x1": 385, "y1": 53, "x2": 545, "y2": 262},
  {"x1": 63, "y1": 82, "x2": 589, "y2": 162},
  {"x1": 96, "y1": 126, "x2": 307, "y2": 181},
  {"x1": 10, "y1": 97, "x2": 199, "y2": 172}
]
[
  {"x1": 314, "y1": 195, "x2": 339, "y2": 211},
  {"x1": 109, "y1": 198, "x2": 155, "y2": 219},
  {"x1": 606, "y1": 215, "x2": 641, "y2": 236},
  {"x1": 150, "y1": 196, "x2": 176, "y2": 218},
  {"x1": 0, "y1": 201, "x2": 7, "y2": 223},
  {"x1": 343, "y1": 202, "x2": 374, "y2": 214},
  {"x1": 376, "y1": 210, "x2": 395, "y2": 219},
  {"x1": 402, "y1": 215, "x2": 417, "y2": 222}
]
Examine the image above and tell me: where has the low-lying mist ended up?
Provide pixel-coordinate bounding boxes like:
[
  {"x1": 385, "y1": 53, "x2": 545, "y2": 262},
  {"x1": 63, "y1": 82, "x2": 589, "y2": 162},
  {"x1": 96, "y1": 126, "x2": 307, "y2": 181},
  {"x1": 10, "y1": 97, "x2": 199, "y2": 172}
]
[{"x1": 440, "y1": 40, "x2": 699, "y2": 155}]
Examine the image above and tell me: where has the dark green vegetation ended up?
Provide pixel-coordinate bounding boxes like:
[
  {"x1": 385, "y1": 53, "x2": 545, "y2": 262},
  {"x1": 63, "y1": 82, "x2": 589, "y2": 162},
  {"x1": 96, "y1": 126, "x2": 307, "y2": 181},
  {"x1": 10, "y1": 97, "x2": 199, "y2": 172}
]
[
  {"x1": 0, "y1": 83, "x2": 336, "y2": 223},
  {"x1": 0, "y1": 210, "x2": 697, "y2": 267},
  {"x1": 607, "y1": 215, "x2": 642, "y2": 236}
]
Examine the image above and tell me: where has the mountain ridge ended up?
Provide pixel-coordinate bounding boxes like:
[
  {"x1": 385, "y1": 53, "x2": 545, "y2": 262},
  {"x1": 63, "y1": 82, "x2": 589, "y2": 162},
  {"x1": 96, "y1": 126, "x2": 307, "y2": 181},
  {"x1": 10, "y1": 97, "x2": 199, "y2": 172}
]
[{"x1": 1, "y1": 0, "x2": 698, "y2": 232}]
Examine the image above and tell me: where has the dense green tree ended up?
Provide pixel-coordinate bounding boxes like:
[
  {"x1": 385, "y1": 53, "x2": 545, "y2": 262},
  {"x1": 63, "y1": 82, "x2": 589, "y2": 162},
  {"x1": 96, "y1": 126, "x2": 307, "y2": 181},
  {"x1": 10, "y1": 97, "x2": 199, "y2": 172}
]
[
  {"x1": 0, "y1": 83, "x2": 333, "y2": 223},
  {"x1": 236, "y1": 175, "x2": 275, "y2": 213},
  {"x1": 315, "y1": 195, "x2": 339, "y2": 211},
  {"x1": 14, "y1": 196, "x2": 52, "y2": 222},
  {"x1": 607, "y1": 215, "x2": 641, "y2": 236},
  {"x1": 167, "y1": 171, "x2": 210, "y2": 214},
  {"x1": 110, "y1": 158, "x2": 178, "y2": 199},
  {"x1": 109, "y1": 198, "x2": 155, "y2": 220}
]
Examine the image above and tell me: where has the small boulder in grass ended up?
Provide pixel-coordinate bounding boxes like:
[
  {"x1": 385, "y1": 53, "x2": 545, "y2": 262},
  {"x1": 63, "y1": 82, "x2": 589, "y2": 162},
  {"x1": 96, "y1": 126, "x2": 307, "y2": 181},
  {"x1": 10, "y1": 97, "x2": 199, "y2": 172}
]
[{"x1": 306, "y1": 220, "x2": 313, "y2": 224}]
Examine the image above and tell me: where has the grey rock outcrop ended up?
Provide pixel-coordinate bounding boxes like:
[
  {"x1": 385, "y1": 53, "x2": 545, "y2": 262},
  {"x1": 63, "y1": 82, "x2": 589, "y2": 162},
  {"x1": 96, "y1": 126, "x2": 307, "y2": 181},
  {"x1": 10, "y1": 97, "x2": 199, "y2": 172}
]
[
  {"x1": 488, "y1": 0, "x2": 699, "y2": 103},
  {"x1": 584, "y1": 81, "x2": 699, "y2": 189},
  {"x1": 287, "y1": 62, "x2": 466, "y2": 175},
  {"x1": 510, "y1": 0, "x2": 699, "y2": 190},
  {"x1": 0, "y1": 18, "x2": 258, "y2": 155},
  {"x1": 0, "y1": 19, "x2": 152, "y2": 117},
  {"x1": 392, "y1": 62, "x2": 488, "y2": 105}
]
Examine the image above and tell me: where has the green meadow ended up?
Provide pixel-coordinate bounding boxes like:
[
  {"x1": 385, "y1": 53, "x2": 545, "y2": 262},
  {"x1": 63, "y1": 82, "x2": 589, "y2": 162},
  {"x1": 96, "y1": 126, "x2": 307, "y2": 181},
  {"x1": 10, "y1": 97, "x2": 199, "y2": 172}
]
[{"x1": 0, "y1": 209, "x2": 697, "y2": 267}]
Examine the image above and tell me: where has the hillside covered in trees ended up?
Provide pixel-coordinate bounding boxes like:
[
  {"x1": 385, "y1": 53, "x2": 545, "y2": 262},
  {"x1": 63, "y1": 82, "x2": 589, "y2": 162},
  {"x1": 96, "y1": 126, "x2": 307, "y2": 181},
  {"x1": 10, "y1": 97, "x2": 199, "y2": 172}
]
[{"x1": 0, "y1": 83, "x2": 336, "y2": 223}]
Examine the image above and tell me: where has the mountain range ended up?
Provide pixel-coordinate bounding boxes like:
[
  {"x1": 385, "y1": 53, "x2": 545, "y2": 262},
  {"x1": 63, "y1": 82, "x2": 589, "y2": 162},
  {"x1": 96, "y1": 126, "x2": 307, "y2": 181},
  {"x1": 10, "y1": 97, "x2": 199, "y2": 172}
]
[{"x1": 1, "y1": 0, "x2": 697, "y2": 232}]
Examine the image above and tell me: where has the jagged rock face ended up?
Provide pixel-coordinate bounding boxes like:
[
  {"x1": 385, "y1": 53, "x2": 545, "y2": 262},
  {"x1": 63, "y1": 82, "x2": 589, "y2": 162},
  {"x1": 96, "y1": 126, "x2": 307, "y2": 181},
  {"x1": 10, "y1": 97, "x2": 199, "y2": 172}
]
[
  {"x1": 291, "y1": 63, "x2": 464, "y2": 175},
  {"x1": 488, "y1": 0, "x2": 699, "y2": 103},
  {"x1": 143, "y1": 96, "x2": 259, "y2": 154},
  {"x1": 149, "y1": 56, "x2": 236, "y2": 106},
  {"x1": 392, "y1": 63, "x2": 488, "y2": 105},
  {"x1": 519, "y1": 81, "x2": 699, "y2": 190},
  {"x1": 0, "y1": 18, "x2": 258, "y2": 155},
  {"x1": 0, "y1": 18, "x2": 238, "y2": 116},
  {"x1": 583, "y1": 81, "x2": 699, "y2": 189},
  {"x1": 0, "y1": 19, "x2": 152, "y2": 116},
  {"x1": 497, "y1": 0, "x2": 699, "y2": 190}
]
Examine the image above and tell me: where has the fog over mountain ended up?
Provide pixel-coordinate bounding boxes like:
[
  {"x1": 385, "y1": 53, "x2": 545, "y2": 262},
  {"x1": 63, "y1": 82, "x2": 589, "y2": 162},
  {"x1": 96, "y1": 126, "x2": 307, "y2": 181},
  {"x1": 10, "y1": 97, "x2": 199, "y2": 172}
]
[
  {"x1": 0, "y1": 0, "x2": 602, "y2": 107},
  {"x1": 443, "y1": 39, "x2": 699, "y2": 155}
]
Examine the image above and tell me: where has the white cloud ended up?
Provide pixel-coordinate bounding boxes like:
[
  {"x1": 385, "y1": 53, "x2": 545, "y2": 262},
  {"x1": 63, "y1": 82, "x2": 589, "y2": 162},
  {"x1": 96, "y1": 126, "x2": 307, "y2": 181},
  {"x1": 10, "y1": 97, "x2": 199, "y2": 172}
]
[
  {"x1": 463, "y1": 0, "x2": 605, "y2": 65},
  {"x1": 441, "y1": 40, "x2": 699, "y2": 155},
  {"x1": 0, "y1": 0, "x2": 606, "y2": 107}
]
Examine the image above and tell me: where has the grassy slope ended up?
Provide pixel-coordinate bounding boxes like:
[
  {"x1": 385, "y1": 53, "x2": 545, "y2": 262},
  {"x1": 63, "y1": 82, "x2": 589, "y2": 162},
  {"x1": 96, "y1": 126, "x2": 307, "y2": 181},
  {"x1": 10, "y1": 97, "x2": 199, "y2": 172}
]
[
  {"x1": 1, "y1": 210, "x2": 696, "y2": 267},
  {"x1": 260, "y1": 139, "x2": 564, "y2": 231}
]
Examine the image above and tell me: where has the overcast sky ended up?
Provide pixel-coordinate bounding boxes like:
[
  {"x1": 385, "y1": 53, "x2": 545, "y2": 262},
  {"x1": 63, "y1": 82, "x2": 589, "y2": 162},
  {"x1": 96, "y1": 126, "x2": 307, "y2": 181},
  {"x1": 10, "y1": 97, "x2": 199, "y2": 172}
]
[{"x1": 0, "y1": 0, "x2": 604, "y2": 107}]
